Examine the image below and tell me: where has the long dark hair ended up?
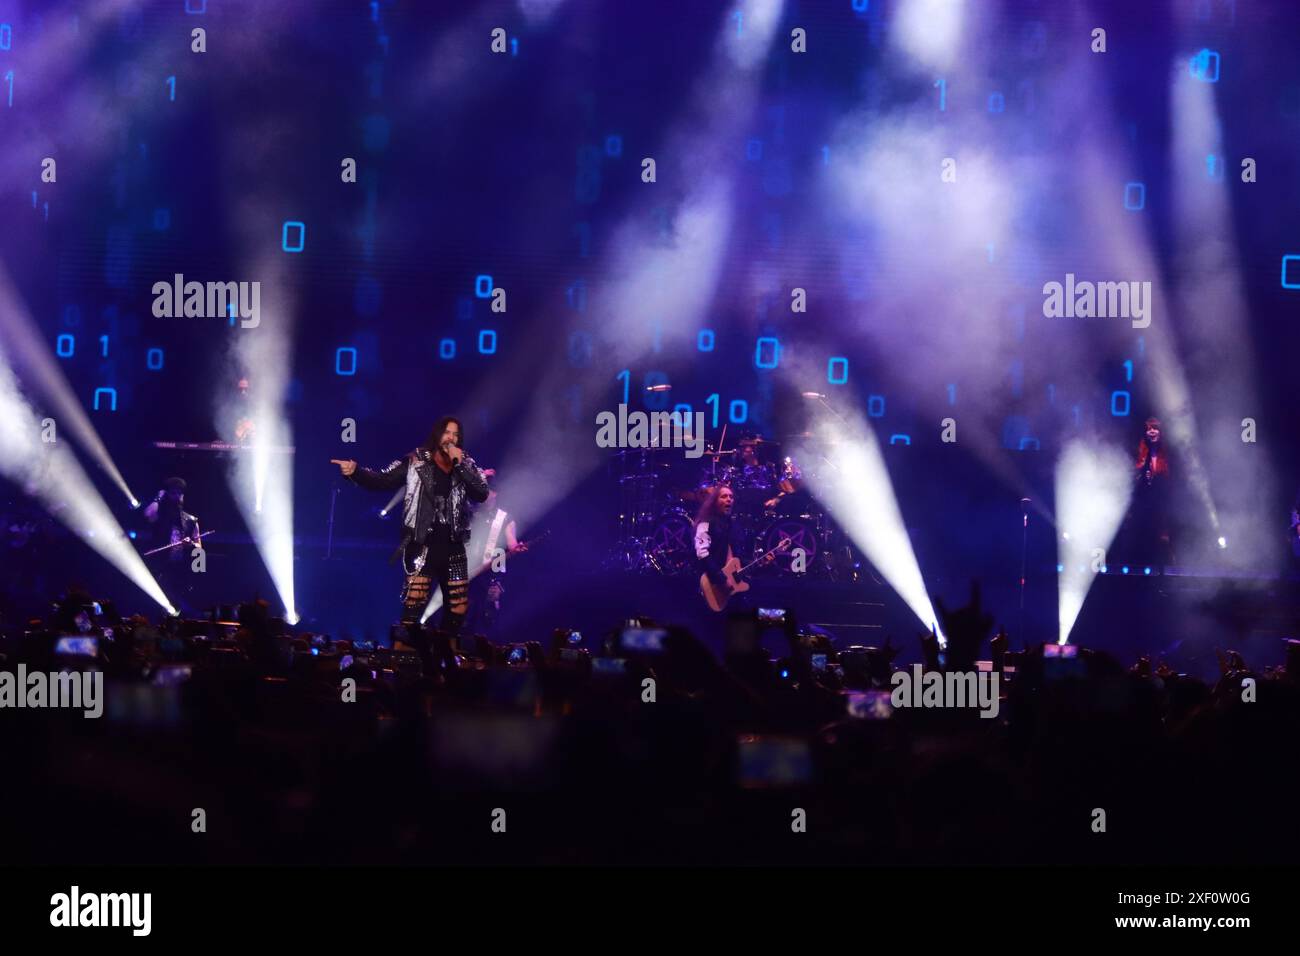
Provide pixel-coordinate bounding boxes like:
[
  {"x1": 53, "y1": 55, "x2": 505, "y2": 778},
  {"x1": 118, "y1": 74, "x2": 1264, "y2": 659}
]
[
  {"x1": 422, "y1": 416, "x2": 464, "y2": 455},
  {"x1": 1135, "y1": 417, "x2": 1169, "y2": 477},
  {"x1": 695, "y1": 484, "x2": 731, "y2": 525}
]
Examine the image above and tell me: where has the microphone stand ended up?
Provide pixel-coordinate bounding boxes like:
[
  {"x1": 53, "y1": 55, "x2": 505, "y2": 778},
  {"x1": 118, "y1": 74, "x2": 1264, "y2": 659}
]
[
  {"x1": 326, "y1": 485, "x2": 339, "y2": 559},
  {"x1": 1019, "y1": 498, "x2": 1031, "y2": 648}
]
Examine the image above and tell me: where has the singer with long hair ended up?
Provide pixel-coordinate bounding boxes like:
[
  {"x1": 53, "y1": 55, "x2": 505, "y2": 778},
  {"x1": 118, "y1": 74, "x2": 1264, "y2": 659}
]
[
  {"x1": 331, "y1": 416, "x2": 489, "y2": 631},
  {"x1": 1131, "y1": 416, "x2": 1174, "y2": 564}
]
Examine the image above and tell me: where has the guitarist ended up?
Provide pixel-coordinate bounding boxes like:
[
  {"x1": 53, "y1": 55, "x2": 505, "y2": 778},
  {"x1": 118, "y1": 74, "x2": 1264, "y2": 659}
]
[
  {"x1": 695, "y1": 485, "x2": 746, "y2": 606},
  {"x1": 469, "y1": 472, "x2": 529, "y2": 638},
  {"x1": 141, "y1": 477, "x2": 203, "y2": 612},
  {"x1": 472, "y1": 470, "x2": 526, "y2": 571}
]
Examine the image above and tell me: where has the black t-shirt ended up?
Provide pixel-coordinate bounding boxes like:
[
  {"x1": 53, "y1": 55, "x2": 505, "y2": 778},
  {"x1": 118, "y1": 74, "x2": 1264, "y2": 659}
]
[
  {"x1": 152, "y1": 504, "x2": 198, "y2": 560},
  {"x1": 422, "y1": 462, "x2": 455, "y2": 565},
  {"x1": 696, "y1": 513, "x2": 735, "y2": 574},
  {"x1": 428, "y1": 462, "x2": 452, "y2": 502}
]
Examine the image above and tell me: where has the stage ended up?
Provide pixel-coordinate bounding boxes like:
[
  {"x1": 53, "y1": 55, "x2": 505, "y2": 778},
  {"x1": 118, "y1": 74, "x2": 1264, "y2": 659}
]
[{"x1": 2, "y1": 0, "x2": 1300, "y2": 894}]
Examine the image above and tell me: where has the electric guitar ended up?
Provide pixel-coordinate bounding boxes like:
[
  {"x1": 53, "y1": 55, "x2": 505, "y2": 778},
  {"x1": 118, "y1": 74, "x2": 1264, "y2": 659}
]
[{"x1": 700, "y1": 537, "x2": 792, "y2": 612}]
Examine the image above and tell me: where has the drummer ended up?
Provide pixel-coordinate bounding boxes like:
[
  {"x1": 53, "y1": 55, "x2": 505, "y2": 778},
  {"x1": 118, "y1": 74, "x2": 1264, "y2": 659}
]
[
  {"x1": 765, "y1": 455, "x2": 804, "y2": 512},
  {"x1": 732, "y1": 437, "x2": 804, "y2": 514},
  {"x1": 735, "y1": 439, "x2": 775, "y2": 485},
  {"x1": 686, "y1": 436, "x2": 803, "y2": 515},
  {"x1": 726, "y1": 438, "x2": 777, "y2": 514}
]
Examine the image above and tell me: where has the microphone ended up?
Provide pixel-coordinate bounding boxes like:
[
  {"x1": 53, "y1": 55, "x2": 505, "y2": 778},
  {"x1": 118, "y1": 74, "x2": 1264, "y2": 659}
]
[
  {"x1": 1138, "y1": 453, "x2": 1152, "y2": 484},
  {"x1": 801, "y1": 392, "x2": 826, "y2": 399}
]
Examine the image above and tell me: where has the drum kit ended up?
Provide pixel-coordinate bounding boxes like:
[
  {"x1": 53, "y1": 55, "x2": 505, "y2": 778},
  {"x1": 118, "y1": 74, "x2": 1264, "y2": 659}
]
[{"x1": 607, "y1": 435, "x2": 857, "y2": 580}]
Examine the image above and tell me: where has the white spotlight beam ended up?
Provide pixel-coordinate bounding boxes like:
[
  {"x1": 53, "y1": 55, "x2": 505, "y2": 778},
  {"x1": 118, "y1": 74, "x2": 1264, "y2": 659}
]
[
  {"x1": 792, "y1": 409, "x2": 943, "y2": 644},
  {"x1": 1066, "y1": 66, "x2": 1218, "y2": 559},
  {"x1": 1168, "y1": 53, "x2": 1270, "y2": 562},
  {"x1": 0, "y1": 266, "x2": 139, "y2": 505},
  {"x1": 0, "y1": 341, "x2": 172, "y2": 614},
  {"x1": 217, "y1": 256, "x2": 296, "y2": 625},
  {"x1": 817, "y1": 12, "x2": 1059, "y2": 528},
  {"x1": 893, "y1": 0, "x2": 967, "y2": 73},
  {"x1": 1055, "y1": 439, "x2": 1133, "y2": 644},
  {"x1": 459, "y1": 1, "x2": 787, "y2": 539},
  {"x1": 380, "y1": 487, "x2": 402, "y2": 518}
]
